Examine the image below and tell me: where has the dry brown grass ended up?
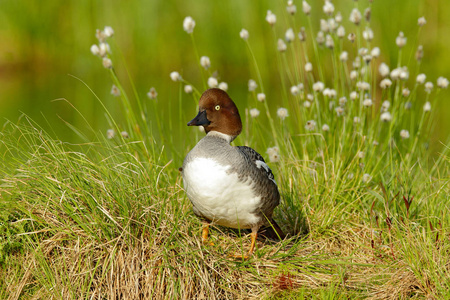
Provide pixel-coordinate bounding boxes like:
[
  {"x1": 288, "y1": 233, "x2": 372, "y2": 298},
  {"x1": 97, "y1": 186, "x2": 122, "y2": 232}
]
[{"x1": 3, "y1": 187, "x2": 449, "y2": 299}]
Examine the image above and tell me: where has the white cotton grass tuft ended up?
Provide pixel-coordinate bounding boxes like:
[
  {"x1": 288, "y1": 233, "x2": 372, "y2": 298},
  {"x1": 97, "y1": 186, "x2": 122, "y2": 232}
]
[
  {"x1": 418, "y1": 17, "x2": 427, "y2": 26},
  {"x1": 402, "y1": 88, "x2": 410, "y2": 97},
  {"x1": 104, "y1": 26, "x2": 114, "y2": 37},
  {"x1": 437, "y1": 77, "x2": 449, "y2": 89},
  {"x1": 323, "y1": 0, "x2": 334, "y2": 16},
  {"x1": 257, "y1": 93, "x2": 266, "y2": 102},
  {"x1": 363, "y1": 98, "x2": 373, "y2": 107},
  {"x1": 358, "y1": 47, "x2": 368, "y2": 56},
  {"x1": 363, "y1": 28, "x2": 374, "y2": 41},
  {"x1": 290, "y1": 85, "x2": 300, "y2": 96},
  {"x1": 380, "y1": 111, "x2": 392, "y2": 122},
  {"x1": 96, "y1": 27, "x2": 114, "y2": 42},
  {"x1": 325, "y1": 34, "x2": 334, "y2": 49},
  {"x1": 147, "y1": 87, "x2": 158, "y2": 99},
  {"x1": 335, "y1": 12, "x2": 342, "y2": 23},
  {"x1": 379, "y1": 63, "x2": 390, "y2": 77},
  {"x1": 267, "y1": 146, "x2": 280, "y2": 163},
  {"x1": 400, "y1": 130, "x2": 410, "y2": 139},
  {"x1": 313, "y1": 81, "x2": 325, "y2": 92},
  {"x1": 266, "y1": 10, "x2": 277, "y2": 26},
  {"x1": 316, "y1": 31, "x2": 325, "y2": 45},
  {"x1": 380, "y1": 78, "x2": 392, "y2": 89},
  {"x1": 423, "y1": 101, "x2": 431, "y2": 112},
  {"x1": 302, "y1": 1, "x2": 311, "y2": 15},
  {"x1": 416, "y1": 73, "x2": 426, "y2": 84},
  {"x1": 305, "y1": 62, "x2": 313, "y2": 72},
  {"x1": 416, "y1": 45, "x2": 424, "y2": 61},
  {"x1": 218, "y1": 82, "x2": 228, "y2": 91},
  {"x1": 170, "y1": 71, "x2": 182, "y2": 82},
  {"x1": 111, "y1": 85, "x2": 121, "y2": 97},
  {"x1": 364, "y1": 7, "x2": 371, "y2": 22},
  {"x1": 323, "y1": 88, "x2": 337, "y2": 98},
  {"x1": 356, "y1": 81, "x2": 370, "y2": 91},
  {"x1": 184, "y1": 85, "x2": 193, "y2": 94},
  {"x1": 348, "y1": 33, "x2": 356, "y2": 43},
  {"x1": 352, "y1": 56, "x2": 360, "y2": 69},
  {"x1": 328, "y1": 19, "x2": 337, "y2": 32},
  {"x1": 400, "y1": 68, "x2": 409, "y2": 80},
  {"x1": 277, "y1": 39, "x2": 287, "y2": 52},
  {"x1": 364, "y1": 54, "x2": 372, "y2": 64},
  {"x1": 286, "y1": 0, "x2": 297, "y2": 15},
  {"x1": 106, "y1": 129, "x2": 115, "y2": 139},
  {"x1": 285, "y1": 28, "x2": 295, "y2": 42},
  {"x1": 322, "y1": 124, "x2": 330, "y2": 132},
  {"x1": 207, "y1": 77, "x2": 218, "y2": 88},
  {"x1": 240, "y1": 29, "x2": 249, "y2": 40},
  {"x1": 362, "y1": 173, "x2": 372, "y2": 183},
  {"x1": 305, "y1": 120, "x2": 317, "y2": 131},
  {"x1": 90, "y1": 44, "x2": 100, "y2": 56},
  {"x1": 396, "y1": 32, "x2": 407, "y2": 48},
  {"x1": 298, "y1": 28, "x2": 306, "y2": 41},
  {"x1": 98, "y1": 43, "x2": 110, "y2": 57},
  {"x1": 335, "y1": 107, "x2": 344, "y2": 116},
  {"x1": 390, "y1": 67, "x2": 401, "y2": 80},
  {"x1": 248, "y1": 79, "x2": 258, "y2": 92},
  {"x1": 337, "y1": 25, "x2": 345, "y2": 38},
  {"x1": 425, "y1": 82, "x2": 434, "y2": 93},
  {"x1": 102, "y1": 57, "x2": 113, "y2": 69},
  {"x1": 200, "y1": 56, "x2": 211, "y2": 69},
  {"x1": 95, "y1": 29, "x2": 107, "y2": 43},
  {"x1": 371, "y1": 47, "x2": 380, "y2": 58},
  {"x1": 349, "y1": 8, "x2": 362, "y2": 25},
  {"x1": 329, "y1": 101, "x2": 335, "y2": 111},
  {"x1": 277, "y1": 108, "x2": 289, "y2": 120},
  {"x1": 381, "y1": 100, "x2": 390, "y2": 111},
  {"x1": 183, "y1": 16, "x2": 196, "y2": 34},
  {"x1": 249, "y1": 108, "x2": 260, "y2": 118}
]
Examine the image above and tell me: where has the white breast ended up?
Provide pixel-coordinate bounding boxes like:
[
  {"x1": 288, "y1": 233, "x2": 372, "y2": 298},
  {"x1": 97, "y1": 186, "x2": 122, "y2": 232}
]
[{"x1": 183, "y1": 157, "x2": 261, "y2": 229}]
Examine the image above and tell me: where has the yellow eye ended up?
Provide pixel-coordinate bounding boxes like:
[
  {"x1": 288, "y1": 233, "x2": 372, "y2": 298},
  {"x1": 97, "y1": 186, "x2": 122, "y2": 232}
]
[{"x1": 215, "y1": 105, "x2": 220, "y2": 110}]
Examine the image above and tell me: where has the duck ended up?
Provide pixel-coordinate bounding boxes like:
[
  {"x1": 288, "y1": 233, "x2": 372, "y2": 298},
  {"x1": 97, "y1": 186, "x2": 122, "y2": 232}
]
[{"x1": 181, "y1": 88, "x2": 285, "y2": 257}]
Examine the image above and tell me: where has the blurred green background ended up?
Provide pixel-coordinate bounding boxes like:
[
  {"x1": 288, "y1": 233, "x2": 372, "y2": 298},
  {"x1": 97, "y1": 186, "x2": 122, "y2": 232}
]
[{"x1": 1, "y1": 0, "x2": 449, "y2": 148}]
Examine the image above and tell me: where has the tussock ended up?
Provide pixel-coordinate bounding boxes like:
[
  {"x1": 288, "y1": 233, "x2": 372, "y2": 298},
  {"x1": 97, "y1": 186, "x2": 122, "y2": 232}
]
[{"x1": 0, "y1": 122, "x2": 449, "y2": 298}]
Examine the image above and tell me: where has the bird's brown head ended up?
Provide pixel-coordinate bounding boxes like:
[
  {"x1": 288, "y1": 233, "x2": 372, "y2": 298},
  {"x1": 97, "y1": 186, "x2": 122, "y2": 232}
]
[{"x1": 187, "y1": 88, "x2": 242, "y2": 140}]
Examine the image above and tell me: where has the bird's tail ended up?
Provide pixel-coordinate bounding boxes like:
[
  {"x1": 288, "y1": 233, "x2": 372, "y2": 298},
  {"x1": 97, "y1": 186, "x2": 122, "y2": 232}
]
[{"x1": 259, "y1": 219, "x2": 286, "y2": 241}]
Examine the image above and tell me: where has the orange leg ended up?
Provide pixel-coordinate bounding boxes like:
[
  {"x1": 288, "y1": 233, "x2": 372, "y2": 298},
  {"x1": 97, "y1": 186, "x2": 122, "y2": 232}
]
[
  {"x1": 247, "y1": 230, "x2": 258, "y2": 256},
  {"x1": 231, "y1": 227, "x2": 259, "y2": 259},
  {"x1": 201, "y1": 221, "x2": 210, "y2": 244}
]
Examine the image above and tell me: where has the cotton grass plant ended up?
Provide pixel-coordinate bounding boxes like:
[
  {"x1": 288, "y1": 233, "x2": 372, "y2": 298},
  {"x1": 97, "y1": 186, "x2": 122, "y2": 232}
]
[{"x1": 1, "y1": 0, "x2": 450, "y2": 299}]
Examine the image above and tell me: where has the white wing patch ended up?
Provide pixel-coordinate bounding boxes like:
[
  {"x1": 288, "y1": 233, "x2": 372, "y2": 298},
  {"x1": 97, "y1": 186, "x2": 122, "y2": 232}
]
[
  {"x1": 255, "y1": 160, "x2": 277, "y2": 185},
  {"x1": 255, "y1": 160, "x2": 269, "y2": 172}
]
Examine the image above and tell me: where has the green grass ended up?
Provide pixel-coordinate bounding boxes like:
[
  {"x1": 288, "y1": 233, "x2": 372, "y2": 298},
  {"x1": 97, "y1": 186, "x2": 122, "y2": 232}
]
[
  {"x1": 1, "y1": 124, "x2": 448, "y2": 298},
  {"x1": 1, "y1": 0, "x2": 450, "y2": 299}
]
